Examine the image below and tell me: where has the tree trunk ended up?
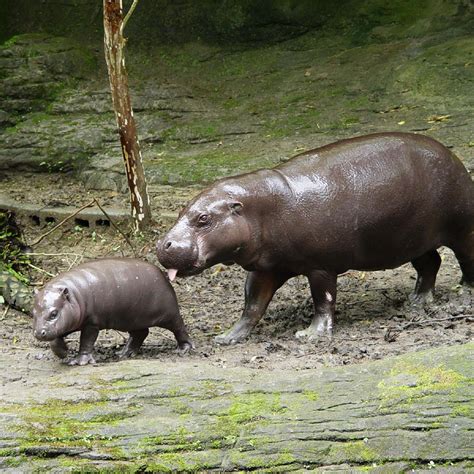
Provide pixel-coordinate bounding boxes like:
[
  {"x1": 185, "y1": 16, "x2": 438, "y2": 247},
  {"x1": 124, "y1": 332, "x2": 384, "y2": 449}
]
[
  {"x1": 1, "y1": 343, "x2": 472, "y2": 471},
  {"x1": 103, "y1": 0, "x2": 151, "y2": 231}
]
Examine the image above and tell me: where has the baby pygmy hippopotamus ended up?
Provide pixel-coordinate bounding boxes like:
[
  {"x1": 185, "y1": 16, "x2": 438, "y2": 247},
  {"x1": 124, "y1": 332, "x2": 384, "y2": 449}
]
[{"x1": 32, "y1": 258, "x2": 192, "y2": 365}]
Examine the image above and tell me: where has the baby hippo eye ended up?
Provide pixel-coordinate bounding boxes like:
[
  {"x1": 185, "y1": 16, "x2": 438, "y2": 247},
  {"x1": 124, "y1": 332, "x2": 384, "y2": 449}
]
[
  {"x1": 48, "y1": 310, "x2": 59, "y2": 321},
  {"x1": 198, "y1": 214, "x2": 210, "y2": 225}
]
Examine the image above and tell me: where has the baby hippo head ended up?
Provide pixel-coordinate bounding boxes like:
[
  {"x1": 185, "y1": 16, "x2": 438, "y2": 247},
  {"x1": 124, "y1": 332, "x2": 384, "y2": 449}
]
[
  {"x1": 33, "y1": 286, "x2": 80, "y2": 341},
  {"x1": 156, "y1": 185, "x2": 251, "y2": 280}
]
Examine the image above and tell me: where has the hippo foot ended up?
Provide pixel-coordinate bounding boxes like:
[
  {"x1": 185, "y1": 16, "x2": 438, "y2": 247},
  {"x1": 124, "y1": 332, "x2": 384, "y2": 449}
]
[
  {"x1": 408, "y1": 291, "x2": 434, "y2": 307},
  {"x1": 177, "y1": 341, "x2": 194, "y2": 356},
  {"x1": 67, "y1": 353, "x2": 96, "y2": 366},
  {"x1": 117, "y1": 347, "x2": 139, "y2": 359},
  {"x1": 214, "y1": 331, "x2": 248, "y2": 346},
  {"x1": 214, "y1": 320, "x2": 254, "y2": 345},
  {"x1": 50, "y1": 338, "x2": 68, "y2": 359},
  {"x1": 295, "y1": 327, "x2": 331, "y2": 342},
  {"x1": 295, "y1": 313, "x2": 333, "y2": 341}
]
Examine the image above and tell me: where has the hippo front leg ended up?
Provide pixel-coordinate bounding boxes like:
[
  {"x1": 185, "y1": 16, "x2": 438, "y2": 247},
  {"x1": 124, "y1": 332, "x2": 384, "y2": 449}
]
[
  {"x1": 50, "y1": 337, "x2": 68, "y2": 359},
  {"x1": 296, "y1": 270, "x2": 337, "y2": 341},
  {"x1": 215, "y1": 270, "x2": 291, "y2": 345},
  {"x1": 67, "y1": 325, "x2": 99, "y2": 366}
]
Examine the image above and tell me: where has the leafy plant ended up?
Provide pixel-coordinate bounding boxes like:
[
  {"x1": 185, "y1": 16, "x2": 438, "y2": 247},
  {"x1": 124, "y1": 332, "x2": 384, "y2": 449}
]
[{"x1": 0, "y1": 211, "x2": 30, "y2": 283}]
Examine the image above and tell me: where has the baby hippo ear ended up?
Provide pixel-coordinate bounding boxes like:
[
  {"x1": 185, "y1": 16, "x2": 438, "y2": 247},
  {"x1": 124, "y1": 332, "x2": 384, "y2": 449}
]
[
  {"x1": 229, "y1": 201, "x2": 243, "y2": 215},
  {"x1": 61, "y1": 287, "x2": 70, "y2": 301}
]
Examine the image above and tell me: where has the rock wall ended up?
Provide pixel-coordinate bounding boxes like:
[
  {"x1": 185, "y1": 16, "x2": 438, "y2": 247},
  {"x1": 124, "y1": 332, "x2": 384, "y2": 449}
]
[
  {"x1": 1, "y1": 0, "x2": 473, "y2": 190},
  {"x1": 3, "y1": 0, "x2": 473, "y2": 44}
]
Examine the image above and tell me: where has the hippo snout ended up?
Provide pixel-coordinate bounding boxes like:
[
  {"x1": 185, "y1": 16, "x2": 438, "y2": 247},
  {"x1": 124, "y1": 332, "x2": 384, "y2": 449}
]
[
  {"x1": 156, "y1": 236, "x2": 199, "y2": 275},
  {"x1": 34, "y1": 327, "x2": 51, "y2": 341}
]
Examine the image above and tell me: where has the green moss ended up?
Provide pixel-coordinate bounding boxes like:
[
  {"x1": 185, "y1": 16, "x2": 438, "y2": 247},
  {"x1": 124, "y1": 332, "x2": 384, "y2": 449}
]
[
  {"x1": 170, "y1": 399, "x2": 192, "y2": 416},
  {"x1": 451, "y1": 402, "x2": 473, "y2": 418},
  {"x1": 1, "y1": 455, "x2": 27, "y2": 468},
  {"x1": 3, "y1": 397, "x2": 136, "y2": 457},
  {"x1": 211, "y1": 392, "x2": 287, "y2": 447},
  {"x1": 330, "y1": 440, "x2": 378, "y2": 463},
  {"x1": 302, "y1": 390, "x2": 319, "y2": 402},
  {"x1": 149, "y1": 148, "x2": 261, "y2": 185},
  {"x1": 378, "y1": 363, "x2": 468, "y2": 409},
  {"x1": 200, "y1": 380, "x2": 232, "y2": 398}
]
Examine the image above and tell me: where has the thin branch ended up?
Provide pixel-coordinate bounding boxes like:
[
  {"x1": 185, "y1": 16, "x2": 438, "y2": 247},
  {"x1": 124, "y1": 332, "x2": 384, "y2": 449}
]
[
  {"x1": 402, "y1": 314, "x2": 470, "y2": 330},
  {"x1": 0, "y1": 305, "x2": 9, "y2": 321},
  {"x1": 93, "y1": 198, "x2": 137, "y2": 257},
  {"x1": 27, "y1": 252, "x2": 86, "y2": 258},
  {"x1": 121, "y1": 0, "x2": 139, "y2": 36},
  {"x1": 27, "y1": 262, "x2": 56, "y2": 278},
  {"x1": 30, "y1": 200, "x2": 96, "y2": 246}
]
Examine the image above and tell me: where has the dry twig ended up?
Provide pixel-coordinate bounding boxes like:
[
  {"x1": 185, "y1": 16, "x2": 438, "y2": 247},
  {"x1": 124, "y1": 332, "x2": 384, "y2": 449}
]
[
  {"x1": 93, "y1": 198, "x2": 137, "y2": 256},
  {"x1": 0, "y1": 305, "x2": 9, "y2": 321},
  {"x1": 30, "y1": 199, "x2": 96, "y2": 246}
]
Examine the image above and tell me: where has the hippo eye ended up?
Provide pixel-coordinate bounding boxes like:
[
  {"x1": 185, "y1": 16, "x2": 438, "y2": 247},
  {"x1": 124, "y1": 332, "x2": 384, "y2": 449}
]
[
  {"x1": 48, "y1": 310, "x2": 58, "y2": 321},
  {"x1": 197, "y1": 214, "x2": 210, "y2": 226}
]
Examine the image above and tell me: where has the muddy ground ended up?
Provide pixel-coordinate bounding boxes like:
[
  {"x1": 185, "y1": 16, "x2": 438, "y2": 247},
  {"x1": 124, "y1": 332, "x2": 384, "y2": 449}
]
[{"x1": 1, "y1": 173, "x2": 472, "y2": 372}]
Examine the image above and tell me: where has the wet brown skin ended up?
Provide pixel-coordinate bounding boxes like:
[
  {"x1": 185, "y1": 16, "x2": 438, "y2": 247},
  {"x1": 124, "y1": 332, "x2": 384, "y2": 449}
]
[
  {"x1": 32, "y1": 258, "x2": 192, "y2": 365},
  {"x1": 157, "y1": 132, "x2": 474, "y2": 345}
]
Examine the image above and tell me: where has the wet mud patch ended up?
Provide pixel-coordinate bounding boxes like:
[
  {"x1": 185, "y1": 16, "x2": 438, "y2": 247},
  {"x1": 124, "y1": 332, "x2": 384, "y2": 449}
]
[{"x1": 1, "y1": 202, "x2": 471, "y2": 372}]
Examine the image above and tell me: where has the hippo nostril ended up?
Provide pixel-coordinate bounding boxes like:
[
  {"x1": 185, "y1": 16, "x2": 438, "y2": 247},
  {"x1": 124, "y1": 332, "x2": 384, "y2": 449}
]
[
  {"x1": 41, "y1": 330, "x2": 46, "y2": 337},
  {"x1": 165, "y1": 241, "x2": 172, "y2": 250}
]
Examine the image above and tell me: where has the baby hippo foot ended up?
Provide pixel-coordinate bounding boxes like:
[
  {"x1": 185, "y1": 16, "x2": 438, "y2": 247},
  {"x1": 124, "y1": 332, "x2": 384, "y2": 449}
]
[
  {"x1": 50, "y1": 337, "x2": 68, "y2": 359},
  {"x1": 67, "y1": 353, "x2": 96, "y2": 366},
  {"x1": 177, "y1": 340, "x2": 194, "y2": 356},
  {"x1": 295, "y1": 313, "x2": 333, "y2": 342}
]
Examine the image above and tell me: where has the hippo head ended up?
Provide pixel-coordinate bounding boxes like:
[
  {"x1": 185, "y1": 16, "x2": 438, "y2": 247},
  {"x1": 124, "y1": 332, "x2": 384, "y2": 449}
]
[
  {"x1": 157, "y1": 184, "x2": 255, "y2": 280},
  {"x1": 32, "y1": 286, "x2": 81, "y2": 341}
]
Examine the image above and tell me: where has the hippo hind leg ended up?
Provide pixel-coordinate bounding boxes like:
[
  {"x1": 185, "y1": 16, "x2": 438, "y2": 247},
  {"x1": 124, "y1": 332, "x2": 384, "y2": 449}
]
[
  {"x1": 295, "y1": 270, "x2": 337, "y2": 341},
  {"x1": 451, "y1": 230, "x2": 474, "y2": 287},
  {"x1": 409, "y1": 249, "x2": 441, "y2": 305},
  {"x1": 118, "y1": 328, "x2": 149, "y2": 359},
  {"x1": 160, "y1": 316, "x2": 194, "y2": 355}
]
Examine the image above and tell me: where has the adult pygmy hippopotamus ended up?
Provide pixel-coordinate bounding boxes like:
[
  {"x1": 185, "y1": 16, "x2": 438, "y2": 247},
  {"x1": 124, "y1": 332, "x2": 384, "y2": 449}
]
[
  {"x1": 156, "y1": 132, "x2": 474, "y2": 344},
  {"x1": 33, "y1": 258, "x2": 192, "y2": 365}
]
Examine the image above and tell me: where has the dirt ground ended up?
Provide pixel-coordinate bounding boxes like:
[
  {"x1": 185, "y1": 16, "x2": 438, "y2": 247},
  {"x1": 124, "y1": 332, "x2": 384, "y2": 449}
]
[{"x1": 1, "y1": 172, "x2": 472, "y2": 372}]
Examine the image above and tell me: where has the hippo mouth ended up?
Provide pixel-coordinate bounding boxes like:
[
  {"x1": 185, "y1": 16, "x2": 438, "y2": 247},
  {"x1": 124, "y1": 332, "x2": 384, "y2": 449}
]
[{"x1": 166, "y1": 265, "x2": 205, "y2": 281}]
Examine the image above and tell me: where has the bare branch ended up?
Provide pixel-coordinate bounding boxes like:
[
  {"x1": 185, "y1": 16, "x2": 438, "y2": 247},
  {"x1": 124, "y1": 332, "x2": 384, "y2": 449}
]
[
  {"x1": 121, "y1": 0, "x2": 139, "y2": 36},
  {"x1": 93, "y1": 198, "x2": 137, "y2": 257},
  {"x1": 30, "y1": 200, "x2": 96, "y2": 246}
]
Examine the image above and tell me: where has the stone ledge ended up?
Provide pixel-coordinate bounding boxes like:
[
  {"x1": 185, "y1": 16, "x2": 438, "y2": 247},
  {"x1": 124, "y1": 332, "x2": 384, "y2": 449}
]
[{"x1": 0, "y1": 193, "x2": 131, "y2": 229}]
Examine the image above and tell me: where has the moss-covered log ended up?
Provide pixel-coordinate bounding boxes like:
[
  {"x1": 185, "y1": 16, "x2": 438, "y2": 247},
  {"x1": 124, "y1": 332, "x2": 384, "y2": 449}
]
[{"x1": 0, "y1": 343, "x2": 472, "y2": 472}]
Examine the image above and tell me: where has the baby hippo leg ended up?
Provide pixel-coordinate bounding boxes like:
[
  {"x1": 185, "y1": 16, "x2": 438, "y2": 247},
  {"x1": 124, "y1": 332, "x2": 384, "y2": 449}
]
[
  {"x1": 118, "y1": 329, "x2": 149, "y2": 359},
  {"x1": 68, "y1": 326, "x2": 99, "y2": 366},
  {"x1": 160, "y1": 315, "x2": 193, "y2": 355},
  {"x1": 173, "y1": 326, "x2": 194, "y2": 355},
  {"x1": 50, "y1": 337, "x2": 68, "y2": 359}
]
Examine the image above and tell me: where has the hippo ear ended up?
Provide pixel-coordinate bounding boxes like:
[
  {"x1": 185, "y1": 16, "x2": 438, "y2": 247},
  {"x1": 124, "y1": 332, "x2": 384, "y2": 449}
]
[
  {"x1": 229, "y1": 202, "x2": 243, "y2": 215},
  {"x1": 61, "y1": 287, "x2": 70, "y2": 302}
]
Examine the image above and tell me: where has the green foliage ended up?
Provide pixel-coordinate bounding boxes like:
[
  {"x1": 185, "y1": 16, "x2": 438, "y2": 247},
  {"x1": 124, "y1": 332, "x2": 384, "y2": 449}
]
[{"x1": 0, "y1": 211, "x2": 30, "y2": 283}]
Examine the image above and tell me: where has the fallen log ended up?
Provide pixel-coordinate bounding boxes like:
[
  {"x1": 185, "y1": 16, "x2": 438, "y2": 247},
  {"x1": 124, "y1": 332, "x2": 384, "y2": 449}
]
[{"x1": 0, "y1": 343, "x2": 472, "y2": 471}]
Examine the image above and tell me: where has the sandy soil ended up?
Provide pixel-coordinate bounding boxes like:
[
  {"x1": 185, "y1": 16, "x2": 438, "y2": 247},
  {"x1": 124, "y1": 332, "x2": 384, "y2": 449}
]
[{"x1": 1, "y1": 172, "x2": 472, "y2": 372}]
